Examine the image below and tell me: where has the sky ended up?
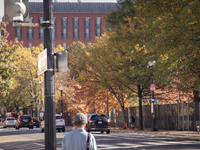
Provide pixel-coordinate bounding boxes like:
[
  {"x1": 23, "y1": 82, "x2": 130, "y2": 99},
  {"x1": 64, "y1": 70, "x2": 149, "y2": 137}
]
[{"x1": 0, "y1": 0, "x2": 117, "y2": 20}]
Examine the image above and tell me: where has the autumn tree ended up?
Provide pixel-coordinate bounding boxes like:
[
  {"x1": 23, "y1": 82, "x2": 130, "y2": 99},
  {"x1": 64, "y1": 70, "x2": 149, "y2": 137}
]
[
  {"x1": 134, "y1": 0, "x2": 200, "y2": 101},
  {"x1": 0, "y1": 23, "x2": 20, "y2": 96},
  {"x1": 1, "y1": 45, "x2": 44, "y2": 114}
]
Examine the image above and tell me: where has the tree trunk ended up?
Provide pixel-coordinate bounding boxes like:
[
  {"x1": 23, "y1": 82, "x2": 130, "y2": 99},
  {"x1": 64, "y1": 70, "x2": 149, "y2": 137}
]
[
  {"x1": 138, "y1": 85, "x2": 143, "y2": 130},
  {"x1": 121, "y1": 105, "x2": 128, "y2": 129}
]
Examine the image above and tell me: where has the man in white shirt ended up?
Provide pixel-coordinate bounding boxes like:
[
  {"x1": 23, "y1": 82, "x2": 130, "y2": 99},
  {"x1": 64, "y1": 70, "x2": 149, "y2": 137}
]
[{"x1": 62, "y1": 113, "x2": 97, "y2": 150}]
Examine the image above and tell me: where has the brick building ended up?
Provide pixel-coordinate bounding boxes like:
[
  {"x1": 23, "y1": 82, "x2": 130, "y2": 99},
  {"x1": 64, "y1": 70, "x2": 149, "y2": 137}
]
[{"x1": 6, "y1": 2, "x2": 117, "y2": 48}]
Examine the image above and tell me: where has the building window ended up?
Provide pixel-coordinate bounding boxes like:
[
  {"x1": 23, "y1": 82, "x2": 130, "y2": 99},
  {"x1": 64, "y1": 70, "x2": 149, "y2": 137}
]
[
  {"x1": 29, "y1": 43, "x2": 32, "y2": 48},
  {"x1": 16, "y1": 26, "x2": 22, "y2": 40},
  {"x1": 53, "y1": 17, "x2": 56, "y2": 40},
  {"x1": 27, "y1": 17, "x2": 33, "y2": 40},
  {"x1": 39, "y1": 17, "x2": 43, "y2": 40},
  {"x1": 95, "y1": 17, "x2": 101, "y2": 37},
  {"x1": 84, "y1": 17, "x2": 90, "y2": 39},
  {"x1": 63, "y1": 43, "x2": 66, "y2": 49},
  {"x1": 73, "y1": 17, "x2": 79, "y2": 39},
  {"x1": 62, "y1": 17, "x2": 67, "y2": 40}
]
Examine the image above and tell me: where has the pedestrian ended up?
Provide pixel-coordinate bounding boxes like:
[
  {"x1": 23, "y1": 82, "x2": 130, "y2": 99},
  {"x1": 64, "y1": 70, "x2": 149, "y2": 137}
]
[
  {"x1": 131, "y1": 116, "x2": 135, "y2": 129},
  {"x1": 62, "y1": 113, "x2": 97, "y2": 150},
  {"x1": 67, "y1": 116, "x2": 71, "y2": 126}
]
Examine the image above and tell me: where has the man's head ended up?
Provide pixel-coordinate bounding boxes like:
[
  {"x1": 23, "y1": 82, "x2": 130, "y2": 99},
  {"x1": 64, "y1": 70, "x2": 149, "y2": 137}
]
[{"x1": 73, "y1": 113, "x2": 87, "y2": 128}]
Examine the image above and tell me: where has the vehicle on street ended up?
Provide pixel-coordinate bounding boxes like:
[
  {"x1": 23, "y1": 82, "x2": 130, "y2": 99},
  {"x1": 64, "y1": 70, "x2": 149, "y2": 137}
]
[
  {"x1": 15, "y1": 115, "x2": 33, "y2": 129},
  {"x1": 5, "y1": 112, "x2": 20, "y2": 120},
  {"x1": 40, "y1": 114, "x2": 65, "y2": 132},
  {"x1": 3, "y1": 117, "x2": 16, "y2": 128},
  {"x1": 32, "y1": 117, "x2": 40, "y2": 127},
  {"x1": 85, "y1": 114, "x2": 110, "y2": 134}
]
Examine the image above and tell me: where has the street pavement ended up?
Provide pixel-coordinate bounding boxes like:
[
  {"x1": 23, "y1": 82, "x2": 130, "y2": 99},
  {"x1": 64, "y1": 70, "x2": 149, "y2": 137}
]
[{"x1": 0, "y1": 125, "x2": 200, "y2": 150}]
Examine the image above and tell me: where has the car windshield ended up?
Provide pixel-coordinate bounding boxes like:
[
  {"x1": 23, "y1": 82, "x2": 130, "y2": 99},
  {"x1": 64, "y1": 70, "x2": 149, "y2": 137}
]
[
  {"x1": 91, "y1": 115, "x2": 107, "y2": 120},
  {"x1": 56, "y1": 116, "x2": 62, "y2": 119},
  {"x1": 33, "y1": 118, "x2": 38, "y2": 121},
  {"x1": 21, "y1": 116, "x2": 31, "y2": 119},
  {"x1": 7, "y1": 117, "x2": 15, "y2": 120}
]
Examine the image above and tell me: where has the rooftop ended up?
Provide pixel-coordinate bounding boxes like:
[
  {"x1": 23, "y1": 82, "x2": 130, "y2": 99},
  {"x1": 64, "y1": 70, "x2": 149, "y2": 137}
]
[{"x1": 29, "y1": 2, "x2": 118, "y2": 13}]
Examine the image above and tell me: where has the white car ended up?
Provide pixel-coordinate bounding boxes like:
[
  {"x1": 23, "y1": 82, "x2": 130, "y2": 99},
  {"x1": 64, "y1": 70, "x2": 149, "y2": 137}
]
[
  {"x1": 3, "y1": 117, "x2": 16, "y2": 128},
  {"x1": 41, "y1": 114, "x2": 65, "y2": 132}
]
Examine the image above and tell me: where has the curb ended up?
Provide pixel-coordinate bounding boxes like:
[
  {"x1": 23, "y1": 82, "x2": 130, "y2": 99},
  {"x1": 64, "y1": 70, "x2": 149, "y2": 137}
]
[{"x1": 110, "y1": 128, "x2": 200, "y2": 139}]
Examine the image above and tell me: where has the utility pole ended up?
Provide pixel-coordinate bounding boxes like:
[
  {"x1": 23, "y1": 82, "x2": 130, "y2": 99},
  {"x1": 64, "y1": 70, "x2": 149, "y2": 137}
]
[{"x1": 43, "y1": 0, "x2": 56, "y2": 150}]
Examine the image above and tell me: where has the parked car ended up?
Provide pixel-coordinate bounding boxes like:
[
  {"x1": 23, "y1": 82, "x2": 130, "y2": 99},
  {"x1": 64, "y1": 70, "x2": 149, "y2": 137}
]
[
  {"x1": 15, "y1": 115, "x2": 33, "y2": 129},
  {"x1": 3, "y1": 117, "x2": 16, "y2": 128},
  {"x1": 41, "y1": 114, "x2": 65, "y2": 132},
  {"x1": 85, "y1": 114, "x2": 110, "y2": 134},
  {"x1": 32, "y1": 117, "x2": 40, "y2": 127}
]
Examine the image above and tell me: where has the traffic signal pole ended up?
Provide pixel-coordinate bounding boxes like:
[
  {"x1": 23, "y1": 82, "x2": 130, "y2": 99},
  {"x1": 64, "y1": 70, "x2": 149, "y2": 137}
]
[{"x1": 43, "y1": 0, "x2": 56, "y2": 150}]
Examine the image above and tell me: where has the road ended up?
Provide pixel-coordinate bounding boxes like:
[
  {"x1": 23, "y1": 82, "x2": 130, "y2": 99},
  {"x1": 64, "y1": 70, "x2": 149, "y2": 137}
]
[{"x1": 0, "y1": 126, "x2": 200, "y2": 150}]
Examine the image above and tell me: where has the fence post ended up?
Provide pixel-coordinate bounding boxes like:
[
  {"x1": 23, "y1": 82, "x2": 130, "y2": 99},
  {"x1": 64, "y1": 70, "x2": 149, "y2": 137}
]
[
  {"x1": 170, "y1": 104, "x2": 172, "y2": 129},
  {"x1": 187, "y1": 102, "x2": 189, "y2": 130},
  {"x1": 194, "y1": 102, "x2": 196, "y2": 131},
  {"x1": 156, "y1": 104, "x2": 159, "y2": 129},
  {"x1": 183, "y1": 103, "x2": 184, "y2": 130},
  {"x1": 178, "y1": 103, "x2": 180, "y2": 131}
]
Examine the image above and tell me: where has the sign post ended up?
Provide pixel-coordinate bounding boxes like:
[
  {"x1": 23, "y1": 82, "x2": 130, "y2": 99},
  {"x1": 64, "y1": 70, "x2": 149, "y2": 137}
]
[{"x1": 43, "y1": 0, "x2": 56, "y2": 150}]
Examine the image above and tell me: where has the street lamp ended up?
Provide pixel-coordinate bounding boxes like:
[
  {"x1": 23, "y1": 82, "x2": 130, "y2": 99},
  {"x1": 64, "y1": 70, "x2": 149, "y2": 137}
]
[
  {"x1": 60, "y1": 86, "x2": 63, "y2": 116},
  {"x1": 148, "y1": 61, "x2": 158, "y2": 131}
]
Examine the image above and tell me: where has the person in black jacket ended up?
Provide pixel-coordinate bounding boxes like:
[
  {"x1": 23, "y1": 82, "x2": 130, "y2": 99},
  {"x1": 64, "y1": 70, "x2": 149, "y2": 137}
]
[{"x1": 131, "y1": 116, "x2": 135, "y2": 129}]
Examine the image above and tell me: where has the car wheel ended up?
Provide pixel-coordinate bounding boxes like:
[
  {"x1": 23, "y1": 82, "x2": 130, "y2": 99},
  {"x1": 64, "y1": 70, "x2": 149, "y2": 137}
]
[
  {"x1": 41, "y1": 128, "x2": 44, "y2": 132},
  {"x1": 37, "y1": 125, "x2": 40, "y2": 128},
  {"x1": 58, "y1": 129, "x2": 60, "y2": 132},
  {"x1": 3, "y1": 126, "x2": 6, "y2": 128},
  {"x1": 62, "y1": 127, "x2": 65, "y2": 132},
  {"x1": 106, "y1": 129, "x2": 110, "y2": 134},
  {"x1": 29, "y1": 126, "x2": 33, "y2": 129},
  {"x1": 101, "y1": 131, "x2": 104, "y2": 134}
]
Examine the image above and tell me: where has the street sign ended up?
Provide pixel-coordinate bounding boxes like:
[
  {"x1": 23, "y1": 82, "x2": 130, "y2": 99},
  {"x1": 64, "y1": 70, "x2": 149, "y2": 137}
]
[
  {"x1": 150, "y1": 84, "x2": 156, "y2": 91},
  {"x1": 38, "y1": 48, "x2": 47, "y2": 75},
  {"x1": 152, "y1": 99, "x2": 159, "y2": 101}
]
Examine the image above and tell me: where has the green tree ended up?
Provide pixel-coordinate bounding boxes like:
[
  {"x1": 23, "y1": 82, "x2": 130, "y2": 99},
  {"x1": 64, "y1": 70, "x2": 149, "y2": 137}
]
[
  {"x1": 105, "y1": 0, "x2": 136, "y2": 28},
  {"x1": 135, "y1": 0, "x2": 200, "y2": 101}
]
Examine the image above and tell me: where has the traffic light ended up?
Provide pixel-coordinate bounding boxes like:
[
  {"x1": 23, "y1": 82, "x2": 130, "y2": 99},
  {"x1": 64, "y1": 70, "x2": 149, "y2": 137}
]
[{"x1": 4, "y1": 0, "x2": 29, "y2": 22}]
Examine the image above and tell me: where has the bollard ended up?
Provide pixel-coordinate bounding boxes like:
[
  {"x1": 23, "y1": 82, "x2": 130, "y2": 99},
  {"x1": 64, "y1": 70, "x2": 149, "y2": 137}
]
[{"x1": 197, "y1": 126, "x2": 199, "y2": 134}]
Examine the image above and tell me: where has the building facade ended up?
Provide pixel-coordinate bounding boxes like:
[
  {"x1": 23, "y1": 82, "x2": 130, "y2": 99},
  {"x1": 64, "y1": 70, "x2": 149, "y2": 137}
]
[{"x1": 6, "y1": 2, "x2": 117, "y2": 48}]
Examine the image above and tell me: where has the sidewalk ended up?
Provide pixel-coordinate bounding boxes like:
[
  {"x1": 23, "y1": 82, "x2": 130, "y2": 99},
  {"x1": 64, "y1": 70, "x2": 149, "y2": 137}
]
[{"x1": 110, "y1": 127, "x2": 200, "y2": 139}]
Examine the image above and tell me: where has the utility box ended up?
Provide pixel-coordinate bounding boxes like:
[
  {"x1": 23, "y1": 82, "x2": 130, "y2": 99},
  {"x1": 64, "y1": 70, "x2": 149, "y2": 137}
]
[{"x1": 54, "y1": 50, "x2": 68, "y2": 72}]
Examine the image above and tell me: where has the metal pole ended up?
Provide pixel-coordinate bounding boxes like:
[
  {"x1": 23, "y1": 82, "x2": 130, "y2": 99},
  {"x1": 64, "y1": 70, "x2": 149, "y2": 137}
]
[
  {"x1": 151, "y1": 72, "x2": 157, "y2": 131},
  {"x1": 107, "y1": 91, "x2": 109, "y2": 117},
  {"x1": 43, "y1": 0, "x2": 56, "y2": 150},
  {"x1": 61, "y1": 90, "x2": 63, "y2": 115}
]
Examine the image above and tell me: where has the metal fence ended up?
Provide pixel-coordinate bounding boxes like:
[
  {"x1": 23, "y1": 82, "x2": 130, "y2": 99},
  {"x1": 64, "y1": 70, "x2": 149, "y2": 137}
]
[{"x1": 109, "y1": 102, "x2": 200, "y2": 131}]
